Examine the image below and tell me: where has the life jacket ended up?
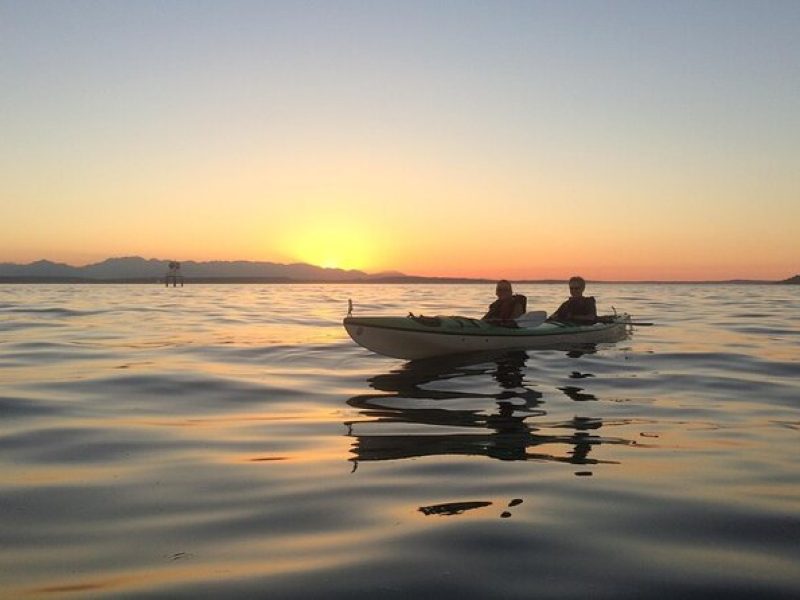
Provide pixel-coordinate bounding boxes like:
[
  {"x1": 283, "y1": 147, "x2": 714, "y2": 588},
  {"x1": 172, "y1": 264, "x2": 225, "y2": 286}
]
[
  {"x1": 486, "y1": 294, "x2": 527, "y2": 324},
  {"x1": 511, "y1": 294, "x2": 527, "y2": 317},
  {"x1": 552, "y1": 296, "x2": 597, "y2": 323}
]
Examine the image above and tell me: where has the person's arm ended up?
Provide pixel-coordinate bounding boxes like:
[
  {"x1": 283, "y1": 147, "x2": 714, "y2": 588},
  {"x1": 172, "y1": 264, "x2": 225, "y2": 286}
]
[
  {"x1": 482, "y1": 299, "x2": 499, "y2": 321},
  {"x1": 547, "y1": 300, "x2": 568, "y2": 322}
]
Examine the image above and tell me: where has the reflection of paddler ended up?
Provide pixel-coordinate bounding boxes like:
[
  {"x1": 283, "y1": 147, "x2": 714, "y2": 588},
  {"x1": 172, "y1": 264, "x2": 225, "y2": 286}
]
[
  {"x1": 344, "y1": 353, "x2": 628, "y2": 467},
  {"x1": 558, "y1": 385, "x2": 598, "y2": 402},
  {"x1": 492, "y1": 350, "x2": 528, "y2": 389},
  {"x1": 365, "y1": 350, "x2": 541, "y2": 407},
  {"x1": 570, "y1": 432, "x2": 594, "y2": 463},
  {"x1": 345, "y1": 417, "x2": 621, "y2": 466},
  {"x1": 485, "y1": 401, "x2": 529, "y2": 461}
]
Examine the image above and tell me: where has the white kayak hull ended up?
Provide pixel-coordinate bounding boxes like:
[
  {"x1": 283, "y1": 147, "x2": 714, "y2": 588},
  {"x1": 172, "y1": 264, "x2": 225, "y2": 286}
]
[{"x1": 343, "y1": 315, "x2": 630, "y2": 360}]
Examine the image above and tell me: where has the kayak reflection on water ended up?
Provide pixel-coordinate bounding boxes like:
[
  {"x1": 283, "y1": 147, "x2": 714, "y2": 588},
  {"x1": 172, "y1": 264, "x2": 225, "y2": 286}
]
[{"x1": 344, "y1": 349, "x2": 636, "y2": 470}]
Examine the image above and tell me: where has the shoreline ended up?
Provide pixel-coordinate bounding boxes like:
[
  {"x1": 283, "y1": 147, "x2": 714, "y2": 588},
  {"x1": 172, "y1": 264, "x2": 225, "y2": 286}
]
[{"x1": 0, "y1": 277, "x2": 790, "y2": 285}]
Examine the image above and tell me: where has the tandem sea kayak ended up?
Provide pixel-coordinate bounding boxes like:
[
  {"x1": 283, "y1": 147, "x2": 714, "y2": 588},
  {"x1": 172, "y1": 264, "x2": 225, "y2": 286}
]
[{"x1": 343, "y1": 313, "x2": 631, "y2": 360}]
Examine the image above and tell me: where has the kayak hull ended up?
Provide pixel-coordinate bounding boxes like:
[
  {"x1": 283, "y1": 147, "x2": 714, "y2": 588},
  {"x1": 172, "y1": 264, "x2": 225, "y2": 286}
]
[{"x1": 343, "y1": 314, "x2": 630, "y2": 360}]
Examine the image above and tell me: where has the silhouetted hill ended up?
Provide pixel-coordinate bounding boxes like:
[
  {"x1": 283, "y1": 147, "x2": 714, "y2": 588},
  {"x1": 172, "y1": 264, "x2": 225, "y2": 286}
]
[
  {"x1": 0, "y1": 257, "x2": 397, "y2": 282},
  {"x1": 0, "y1": 257, "x2": 794, "y2": 284},
  {"x1": 0, "y1": 260, "x2": 80, "y2": 278}
]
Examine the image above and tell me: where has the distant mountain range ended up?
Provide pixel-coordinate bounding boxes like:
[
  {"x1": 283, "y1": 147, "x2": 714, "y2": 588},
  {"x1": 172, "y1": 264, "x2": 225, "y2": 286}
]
[
  {"x1": 0, "y1": 257, "x2": 796, "y2": 284},
  {"x1": 0, "y1": 257, "x2": 406, "y2": 282}
]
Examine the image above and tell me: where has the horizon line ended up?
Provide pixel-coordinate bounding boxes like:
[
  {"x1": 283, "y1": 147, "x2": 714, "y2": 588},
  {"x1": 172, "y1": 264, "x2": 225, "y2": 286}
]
[
  {"x1": 0, "y1": 255, "x2": 796, "y2": 284},
  {"x1": 0, "y1": 276, "x2": 792, "y2": 285}
]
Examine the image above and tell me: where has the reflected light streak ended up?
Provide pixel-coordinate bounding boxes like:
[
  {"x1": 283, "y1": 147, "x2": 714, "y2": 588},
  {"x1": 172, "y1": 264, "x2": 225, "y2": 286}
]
[{"x1": 25, "y1": 552, "x2": 362, "y2": 598}]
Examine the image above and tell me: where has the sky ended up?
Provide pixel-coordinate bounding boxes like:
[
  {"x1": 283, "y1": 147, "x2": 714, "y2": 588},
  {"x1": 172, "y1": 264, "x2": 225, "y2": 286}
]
[{"x1": 1, "y1": 0, "x2": 798, "y2": 280}]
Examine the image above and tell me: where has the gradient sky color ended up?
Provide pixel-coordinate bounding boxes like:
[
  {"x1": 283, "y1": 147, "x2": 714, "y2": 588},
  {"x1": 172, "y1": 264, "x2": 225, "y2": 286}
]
[{"x1": 1, "y1": 0, "x2": 798, "y2": 280}]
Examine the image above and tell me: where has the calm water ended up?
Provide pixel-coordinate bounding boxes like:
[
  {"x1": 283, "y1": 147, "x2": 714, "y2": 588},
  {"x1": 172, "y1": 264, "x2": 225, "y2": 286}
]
[{"x1": 1, "y1": 283, "x2": 798, "y2": 598}]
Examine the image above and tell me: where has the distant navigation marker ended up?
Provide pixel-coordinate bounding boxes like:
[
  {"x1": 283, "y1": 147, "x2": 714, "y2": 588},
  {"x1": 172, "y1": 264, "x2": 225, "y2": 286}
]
[{"x1": 165, "y1": 261, "x2": 184, "y2": 287}]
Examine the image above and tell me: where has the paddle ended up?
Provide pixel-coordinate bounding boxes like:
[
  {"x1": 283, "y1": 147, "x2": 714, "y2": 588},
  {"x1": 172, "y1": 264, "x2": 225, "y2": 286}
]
[
  {"x1": 516, "y1": 311, "x2": 655, "y2": 327},
  {"x1": 600, "y1": 318, "x2": 655, "y2": 326}
]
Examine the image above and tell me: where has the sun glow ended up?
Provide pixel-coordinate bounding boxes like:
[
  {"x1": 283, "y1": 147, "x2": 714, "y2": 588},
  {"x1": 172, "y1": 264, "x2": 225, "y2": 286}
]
[{"x1": 281, "y1": 219, "x2": 381, "y2": 272}]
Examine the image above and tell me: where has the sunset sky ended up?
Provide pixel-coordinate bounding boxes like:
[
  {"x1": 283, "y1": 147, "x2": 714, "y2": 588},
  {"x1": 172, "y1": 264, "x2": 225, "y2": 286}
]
[{"x1": 1, "y1": 1, "x2": 798, "y2": 280}]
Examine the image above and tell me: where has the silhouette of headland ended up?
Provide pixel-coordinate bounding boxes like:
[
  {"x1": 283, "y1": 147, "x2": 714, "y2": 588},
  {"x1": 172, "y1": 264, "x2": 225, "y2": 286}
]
[{"x1": 0, "y1": 256, "x2": 793, "y2": 284}]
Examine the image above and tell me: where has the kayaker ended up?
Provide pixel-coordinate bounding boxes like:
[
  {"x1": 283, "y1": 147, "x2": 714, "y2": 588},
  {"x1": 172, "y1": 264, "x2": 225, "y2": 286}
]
[
  {"x1": 482, "y1": 280, "x2": 527, "y2": 325},
  {"x1": 548, "y1": 276, "x2": 597, "y2": 324}
]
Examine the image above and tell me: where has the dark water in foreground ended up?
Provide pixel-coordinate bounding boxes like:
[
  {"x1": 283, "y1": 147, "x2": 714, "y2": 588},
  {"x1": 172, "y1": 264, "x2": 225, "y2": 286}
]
[{"x1": 1, "y1": 284, "x2": 799, "y2": 598}]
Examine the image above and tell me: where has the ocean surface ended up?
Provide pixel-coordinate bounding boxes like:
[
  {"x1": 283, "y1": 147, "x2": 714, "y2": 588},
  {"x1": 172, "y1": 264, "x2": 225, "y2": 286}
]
[{"x1": 1, "y1": 283, "x2": 798, "y2": 598}]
